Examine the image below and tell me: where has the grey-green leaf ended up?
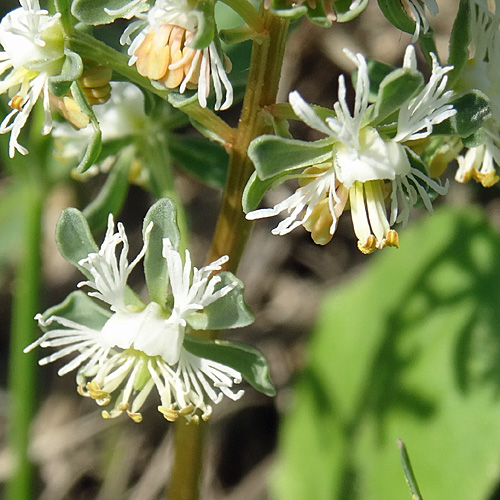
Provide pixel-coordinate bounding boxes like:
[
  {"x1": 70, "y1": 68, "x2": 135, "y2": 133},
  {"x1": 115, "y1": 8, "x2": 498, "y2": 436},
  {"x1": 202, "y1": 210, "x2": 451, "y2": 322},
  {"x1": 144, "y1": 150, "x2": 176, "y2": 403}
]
[
  {"x1": 183, "y1": 335, "x2": 276, "y2": 397},
  {"x1": 186, "y1": 272, "x2": 254, "y2": 330},
  {"x1": 143, "y1": 198, "x2": 180, "y2": 305}
]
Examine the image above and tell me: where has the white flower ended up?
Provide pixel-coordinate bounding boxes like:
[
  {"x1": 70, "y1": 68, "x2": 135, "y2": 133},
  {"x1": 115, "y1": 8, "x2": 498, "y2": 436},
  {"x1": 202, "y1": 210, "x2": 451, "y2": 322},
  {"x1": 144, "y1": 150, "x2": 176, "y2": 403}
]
[
  {"x1": 247, "y1": 46, "x2": 451, "y2": 253},
  {"x1": 455, "y1": 124, "x2": 500, "y2": 187},
  {"x1": 402, "y1": 0, "x2": 439, "y2": 42},
  {"x1": 0, "y1": 0, "x2": 64, "y2": 157},
  {"x1": 25, "y1": 215, "x2": 243, "y2": 423},
  {"x1": 121, "y1": 0, "x2": 233, "y2": 110},
  {"x1": 395, "y1": 46, "x2": 455, "y2": 142}
]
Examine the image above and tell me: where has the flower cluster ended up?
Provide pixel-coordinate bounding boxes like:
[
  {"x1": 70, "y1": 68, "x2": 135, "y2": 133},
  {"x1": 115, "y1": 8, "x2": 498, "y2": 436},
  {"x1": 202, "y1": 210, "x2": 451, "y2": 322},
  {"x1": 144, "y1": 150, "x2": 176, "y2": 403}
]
[
  {"x1": 0, "y1": 0, "x2": 64, "y2": 157},
  {"x1": 25, "y1": 213, "x2": 247, "y2": 423},
  {"x1": 121, "y1": 0, "x2": 233, "y2": 110},
  {"x1": 247, "y1": 45, "x2": 454, "y2": 253},
  {"x1": 454, "y1": 1, "x2": 500, "y2": 187}
]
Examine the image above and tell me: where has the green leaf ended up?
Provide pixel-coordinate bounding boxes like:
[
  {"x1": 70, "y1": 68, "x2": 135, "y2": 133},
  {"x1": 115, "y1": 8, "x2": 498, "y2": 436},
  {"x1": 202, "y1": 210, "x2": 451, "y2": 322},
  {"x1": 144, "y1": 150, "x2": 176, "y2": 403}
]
[
  {"x1": 372, "y1": 68, "x2": 423, "y2": 125},
  {"x1": 248, "y1": 135, "x2": 333, "y2": 180},
  {"x1": 447, "y1": 0, "x2": 472, "y2": 87},
  {"x1": 37, "y1": 290, "x2": 111, "y2": 331},
  {"x1": 273, "y1": 205, "x2": 500, "y2": 500},
  {"x1": 432, "y1": 90, "x2": 491, "y2": 138},
  {"x1": 56, "y1": 207, "x2": 98, "y2": 273},
  {"x1": 71, "y1": 0, "x2": 146, "y2": 25},
  {"x1": 48, "y1": 50, "x2": 83, "y2": 97},
  {"x1": 398, "y1": 440, "x2": 424, "y2": 500},
  {"x1": 143, "y1": 198, "x2": 180, "y2": 305},
  {"x1": 183, "y1": 335, "x2": 275, "y2": 397},
  {"x1": 168, "y1": 134, "x2": 228, "y2": 188},
  {"x1": 83, "y1": 146, "x2": 134, "y2": 233},
  {"x1": 186, "y1": 272, "x2": 254, "y2": 331}
]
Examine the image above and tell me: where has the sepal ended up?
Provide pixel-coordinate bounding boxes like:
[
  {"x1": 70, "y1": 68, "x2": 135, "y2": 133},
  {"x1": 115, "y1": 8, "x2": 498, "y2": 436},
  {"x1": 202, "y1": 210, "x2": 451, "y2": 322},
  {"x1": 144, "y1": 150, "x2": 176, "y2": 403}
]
[
  {"x1": 248, "y1": 135, "x2": 333, "y2": 180},
  {"x1": 186, "y1": 273, "x2": 254, "y2": 330},
  {"x1": 56, "y1": 207, "x2": 99, "y2": 274},
  {"x1": 71, "y1": 0, "x2": 147, "y2": 25},
  {"x1": 243, "y1": 170, "x2": 292, "y2": 213},
  {"x1": 332, "y1": 0, "x2": 368, "y2": 22},
  {"x1": 183, "y1": 336, "x2": 276, "y2": 396},
  {"x1": 48, "y1": 50, "x2": 84, "y2": 98},
  {"x1": 143, "y1": 198, "x2": 181, "y2": 305},
  {"x1": 37, "y1": 290, "x2": 111, "y2": 331},
  {"x1": 431, "y1": 90, "x2": 491, "y2": 138},
  {"x1": 188, "y1": 0, "x2": 216, "y2": 50},
  {"x1": 370, "y1": 67, "x2": 424, "y2": 125}
]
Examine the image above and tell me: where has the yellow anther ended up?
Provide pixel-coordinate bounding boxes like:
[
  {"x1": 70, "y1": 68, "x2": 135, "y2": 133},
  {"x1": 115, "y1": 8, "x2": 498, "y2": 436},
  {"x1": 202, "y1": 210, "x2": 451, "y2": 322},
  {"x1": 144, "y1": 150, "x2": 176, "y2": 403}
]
[
  {"x1": 474, "y1": 169, "x2": 500, "y2": 188},
  {"x1": 87, "y1": 380, "x2": 110, "y2": 401},
  {"x1": 10, "y1": 95, "x2": 24, "y2": 111},
  {"x1": 158, "y1": 405, "x2": 179, "y2": 422},
  {"x1": 358, "y1": 235, "x2": 377, "y2": 254},
  {"x1": 385, "y1": 229, "x2": 399, "y2": 249},
  {"x1": 189, "y1": 415, "x2": 200, "y2": 425},
  {"x1": 178, "y1": 403, "x2": 195, "y2": 416},
  {"x1": 127, "y1": 411, "x2": 143, "y2": 423},
  {"x1": 118, "y1": 402, "x2": 130, "y2": 412}
]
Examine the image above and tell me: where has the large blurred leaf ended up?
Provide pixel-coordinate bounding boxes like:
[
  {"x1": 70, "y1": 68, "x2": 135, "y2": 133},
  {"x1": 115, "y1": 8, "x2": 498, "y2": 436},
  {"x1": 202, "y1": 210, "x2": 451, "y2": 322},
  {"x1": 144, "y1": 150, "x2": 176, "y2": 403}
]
[{"x1": 274, "y1": 206, "x2": 500, "y2": 500}]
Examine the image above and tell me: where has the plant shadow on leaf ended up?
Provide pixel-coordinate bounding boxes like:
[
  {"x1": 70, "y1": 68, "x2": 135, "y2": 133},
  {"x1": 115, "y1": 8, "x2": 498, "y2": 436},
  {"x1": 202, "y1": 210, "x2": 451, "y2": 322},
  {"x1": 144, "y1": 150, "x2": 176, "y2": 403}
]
[{"x1": 273, "y1": 205, "x2": 500, "y2": 500}]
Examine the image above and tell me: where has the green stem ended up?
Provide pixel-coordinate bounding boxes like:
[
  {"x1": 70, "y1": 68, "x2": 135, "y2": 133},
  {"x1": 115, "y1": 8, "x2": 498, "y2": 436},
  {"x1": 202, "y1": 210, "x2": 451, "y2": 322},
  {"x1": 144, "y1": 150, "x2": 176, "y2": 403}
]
[
  {"x1": 67, "y1": 32, "x2": 233, "y2": 144},
  {"x1": 6, "y1": 183, "x2": 44, "y2": 500},
  {"x1": 168, "y1": 8, "x2": 289, "y2": 500},
  {"x1": 207, "y1": 11, "x2": 289, "y2": 271}
]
